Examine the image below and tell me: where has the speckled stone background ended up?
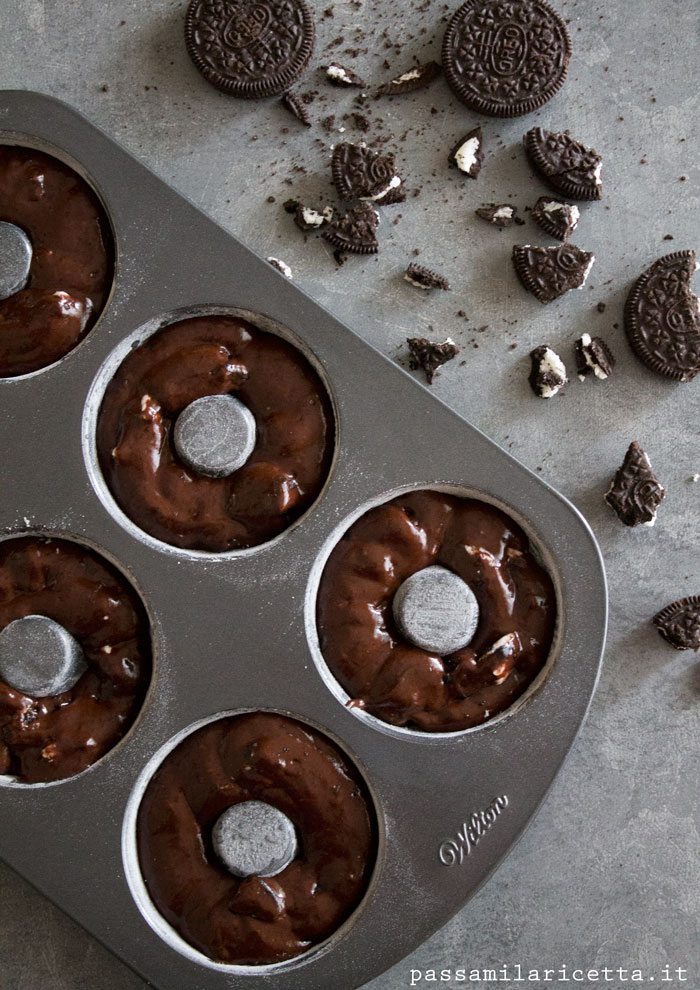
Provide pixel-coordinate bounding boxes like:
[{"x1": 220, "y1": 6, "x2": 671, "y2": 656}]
[{"x1": 1, "y1": 0, "x2": 699, "y2": 987}]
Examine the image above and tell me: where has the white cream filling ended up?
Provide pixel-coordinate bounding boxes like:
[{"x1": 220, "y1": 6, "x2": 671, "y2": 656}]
[
  {"x1": 454, "y1": 136, "x2": 480, "y2": 174},
  {"x1": 300, "y1": 207, "x2": 326, "y2": 227},
  {"x1": 361, "y1": 174, "x2": 401, "y2": 202},
  {"x1": 392, "y1": 67, "x2": 421, "y2": 83},
  {"x1": 542, "y1": 200, "x2": 580, "y2": 227},
  {"x1": 578, "y1": 254, "x2": 596, "y2": 288},
  {"x1": 493, "y1": 206, "x2": 513, "y2": 220},
  {"x1": 593, "y1": 161, "x2": 603, "y2": 186},
  {"x1": 327, "y1": 64, "x2": 354, "y2": 84},
  {"x1": 536, "y1": 347, "x2": 567, "y2": 398},
  {"x1": 267, "y1": 257, "x2": 292, "y2": 278}
]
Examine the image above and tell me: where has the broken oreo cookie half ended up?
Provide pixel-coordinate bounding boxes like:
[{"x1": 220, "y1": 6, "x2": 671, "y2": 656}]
[
  {"x1": 377, "y1": 61, "x2": 441, "y2": 95},
  {"x1": 624, "y1": 250, "x2": 700, "y2": 382},
  {"x1": 529, "y1": 345, "x2": 567, "y2": 398},
  {"x1": 404, "y1": 263, "x2": 450, "y2": 290},
  {"x1": 605, "y1": 441, "x2": 666, "y2": 528},
  {"x1": 293, "y1": 204, "x2": 333, "y2": 231},
  {"x1": 281, "y1": 90, "x2": 312, "y2": 126},
  {"x1": 407, "y1": 337, "x2": 459, "y2": 384},
  {"x1": 524, "y1": 128, "x2": 603, "y2": 201},
  {"x1": 475, "y1": 204, "x2": 524, "y2": 228},
  {"x1": 575, "y1": 334, "x2": 615, "y2": 381},
  {"x1": 653, "y1": 597, "x2": 700, "y2": 651},
  {"x1": 531, "y1": 197, "x2": 580, "y2": 241},
  {"x1": 322, "y1": 203, "x2": 379, "y2": 254},
  {"x1": 449, "y1": 127, "x2": 483, "y2": 178},
  {"x1": 332, "y1": 142, "x2": 402, "y2": 202},
  {"x1": 513, "y1": 244, "x2": 595, "y2": 304}
]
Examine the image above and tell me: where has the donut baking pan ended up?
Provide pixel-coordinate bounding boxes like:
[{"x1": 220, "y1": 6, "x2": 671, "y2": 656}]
[{"x1": 0, "y1": 90, "x2": 607, "y2": 989}]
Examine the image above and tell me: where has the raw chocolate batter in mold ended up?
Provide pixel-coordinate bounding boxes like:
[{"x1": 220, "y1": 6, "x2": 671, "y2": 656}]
[
  {"x1": 96, "y1": 315, "x2": 334, "y2": 552},
  {"x1": 0, "y1": 146, "x2": 113, "y2": 377},
  {"x1": 0, "y1": 537, "x2": 151, "y2": 784},
  {"x1": 136, "y1": 712, "x2": 376, "y2": 965},
  {"x1": 317, "y1": 490, "x2": 556, "y2": 732}
]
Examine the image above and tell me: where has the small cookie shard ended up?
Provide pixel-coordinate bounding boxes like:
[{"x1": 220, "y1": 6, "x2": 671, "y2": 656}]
[
  {"x1": 331, "y1": 142, "x2": 402, "y2": 202},
  {"x1": 475, "y1": 203, "x2": 524, "y2": 228},
  {"x1": 513, "y1": 244, "x2": 595, "y2": 304},
  {"x1": 322, "y1": 203, "x2": 379, "y2": 254},
  {"x1": 377, "y1": 61, "x2": 441, "y2": 95},
  {"x1": 604, "y1": 441, "x2": 666, "y2": 527},
  {"x1": 267, "y1": 257, "x2": 292, "y2": 278},
  {"x1": 404, "y1": 263, "x2": 450, "y2": 291},
  {"x1": 653, "y1": 597, "x2": 700, "y2": 651},
  {"x1": 281, "y1": 90, "x2": 312, "y2": 126},
  {"x1": 575, "y1": 333, "x2": 615, "y2": 381},
  {"x1": 624, "y1": 250, "x2": 700, "y2": 382},
  {"x1": 407, "y1": 337, "x2": 459, "y2": 384},
  {"x1": 529, "y1": 345, "x2": 567, "y2": 398},
  {"x1": 449, "y1": 127, "x2": 483, "y2": 178},
  {"x1": 524, "y1": 128, "x2": 603, "y2": 201},
  {"x1": 531, "y1": 197, "x2": 580, "y2": 241},
  {"x1": 326, "y1": 62, "x2": 365, "y2": 87},
  {"x1": 294, "y1": 204, "x2": 333, "y2": 231}
]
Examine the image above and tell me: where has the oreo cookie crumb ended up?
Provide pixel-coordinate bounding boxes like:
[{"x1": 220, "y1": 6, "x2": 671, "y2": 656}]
[
  {"x1": 283, "y1": 198, "x2": 300, "y2": 214},
  {"x1": 326, "y1": 62, "x2": 365, "y2": 87},
  {"x1": 605, "y1": 442, "x2": 666, "y2": 527},
  {"x1": 281, "y1": 90, "x2": 312, "y2": 126},
  {"x1": 575, "y1": 334, "x2": 615, "y2": 380},
  {"x1": 475, "y1": 203, "x2": 524, "y2": 228},
  {"x1": 407, "y1": 337, "x2": 459, "y2": 384},
  {"x1": 294, "y1": 204, "x2": 334, "y2": 231},
  {"x1": 267, "y1": 257, "x2": 293, "y2": 278},
  {"x1": 377, "y1": 61, "x2": 441, "y2": 95},
  {"x1": 597, "y1": 301, "x2": 606, "y2": 313},
  {"x1": 449, "y1": 127, "x2": 483, "y2": 178},
  {"x1": 653, "y1": 597, "x2": 700, "y2": 651},
  {"x1": 529, "y1": 345, "x2": 567, "y2": 398},
  {"x1": 404, "y1": 263, "x2": 450, "y2": 290}
]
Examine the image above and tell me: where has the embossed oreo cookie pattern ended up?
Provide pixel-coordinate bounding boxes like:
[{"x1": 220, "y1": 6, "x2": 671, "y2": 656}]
[{"x1": 0, "y1": 92, "x2": 607, "y2": 990}]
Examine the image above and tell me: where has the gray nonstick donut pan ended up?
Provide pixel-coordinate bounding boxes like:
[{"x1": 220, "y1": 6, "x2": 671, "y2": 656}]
[{"x1": 0, "y1": 90, "x2": 607, "y2": 990}]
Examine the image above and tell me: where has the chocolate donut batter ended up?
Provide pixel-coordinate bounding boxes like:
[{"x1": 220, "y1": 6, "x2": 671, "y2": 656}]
[
  {"x1": 0, "y1": 146, "x2": 113, "y2": 377},
  {"x1": 137, "y1": 712, "x2": 376, "y2": 965},
  {"x1": 0, "y1": 537, "x2": 151, "y2": 784},
  {"x1": 317, "y1": 490, "x2": 556, "y2": 732},
  {"x1": 97, "y1": 315, "x2": 334, "y2": 552}
]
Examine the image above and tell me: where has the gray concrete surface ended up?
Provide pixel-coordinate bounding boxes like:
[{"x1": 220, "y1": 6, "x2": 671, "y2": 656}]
[{"x1": 1, "y1": 0, "x2": 699, "y2": 987}]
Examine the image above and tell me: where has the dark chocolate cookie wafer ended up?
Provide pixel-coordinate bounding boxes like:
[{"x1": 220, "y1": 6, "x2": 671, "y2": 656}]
[
  {"x1": 332, "y1": 142, "x2": 402, "y2": 202},
  {"x1": 442, "y1": 0, "x2": 571, "y2": 118},
  {"x1": 524, "y1": 128, "x2": 603, "y2": 201},
  {"x1": 449, "y1": 127, "x2": 483, "y2": 178},
  {"x1": 185, "y1": 0, "x2": 316, "y2": 99},
  {"x1": 653, "y1": 597, "x2": 700, "y2": 651},
  {"x1": 575, "y1": 334, "x2": 614, "y2": 381},
  {"x1": 624, "y1": 251, "x2": 700, "y2": 382},
  {"x1": 604, "y1": 441, "x2": 666, "y2": 528},
  {"x1": 377, "y1": 61, "x2": 441, "y2": 95},
  {"x1": 476, "y1": 204, "x2": 524, "y2": 228},
  {"x1": 529, "y1": 345, "x2": 567, "y2": 398},
  {"x1": 281, "y1": 90, "x2": 311, "y2": 125},
  {"x1": 322, "y1": 203, "x2": 379, "y2": 254},
  {"x1": 407, "y1": 337, "x2": 459, "y2": 384},
  {"x1": 513, "y1": 244, "x2": 594, "y2": 304}
]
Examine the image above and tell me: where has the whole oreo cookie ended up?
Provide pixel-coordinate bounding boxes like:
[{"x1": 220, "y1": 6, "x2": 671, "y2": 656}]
[
  {"x1": 185, "y1": 0, "x2": 316, "y2": 99},
  {"x1": 442, "y1": 0, "x2": 571, "y2": 118},
  {"x1": 624, "y1": 250, "x2": 700, "y2": 382}
]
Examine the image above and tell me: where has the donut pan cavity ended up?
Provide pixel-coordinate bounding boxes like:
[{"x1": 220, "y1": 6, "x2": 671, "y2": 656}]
[{"x1": 0, "y1": 91, "x2": 607, "y2": 990}]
